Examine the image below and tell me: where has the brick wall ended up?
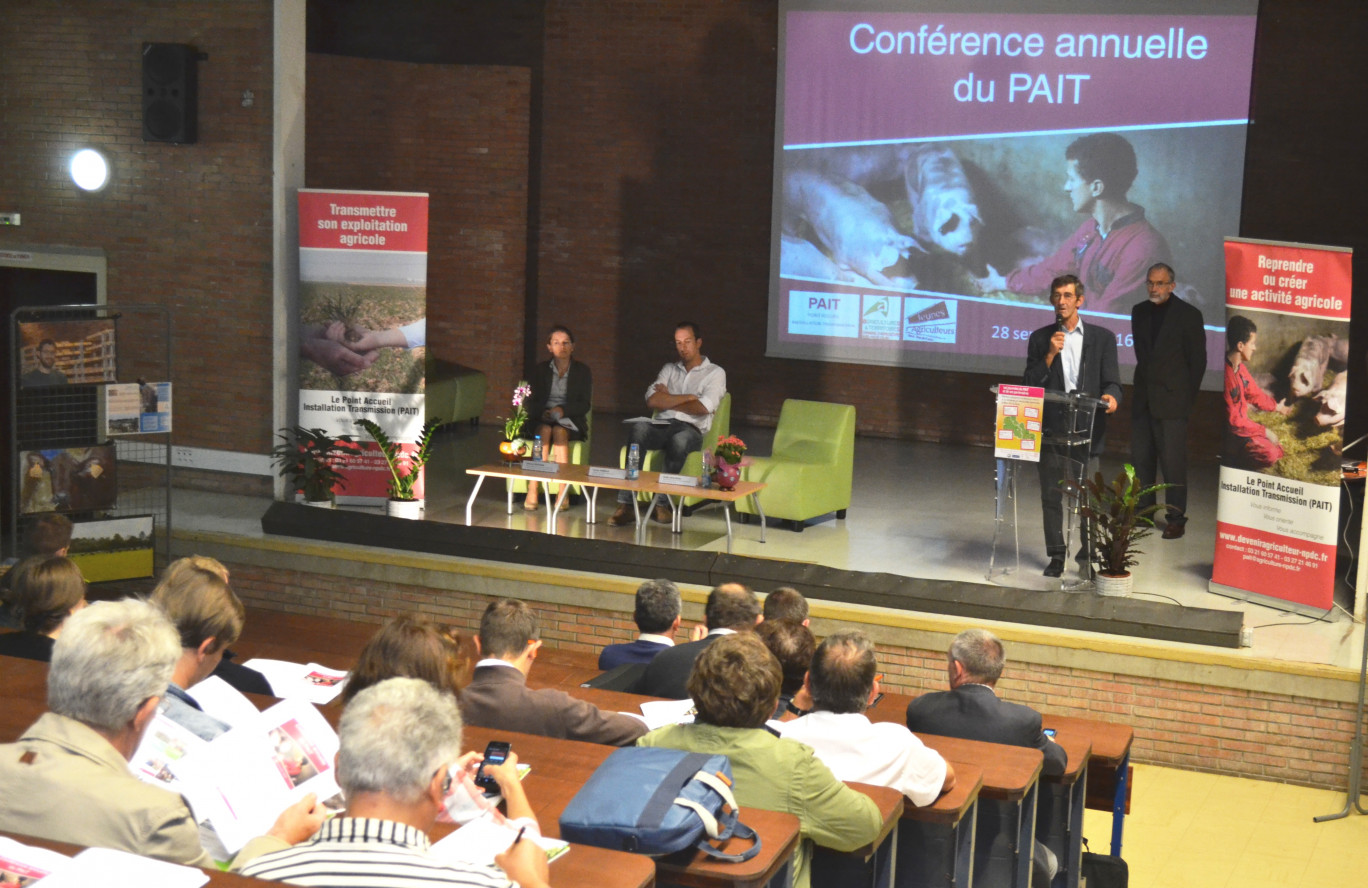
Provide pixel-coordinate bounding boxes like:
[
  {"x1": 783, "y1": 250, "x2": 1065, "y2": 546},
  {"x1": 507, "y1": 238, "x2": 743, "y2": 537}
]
[
  {"x1": 229, "y1": 557, "x2": 1361, "y2": 790},
  {"x1": 305, "y1": 55, "x2": 531, "y2": 415},
  {"x1": 0, "y1": 0, "x2": 278, "y2": 454}
]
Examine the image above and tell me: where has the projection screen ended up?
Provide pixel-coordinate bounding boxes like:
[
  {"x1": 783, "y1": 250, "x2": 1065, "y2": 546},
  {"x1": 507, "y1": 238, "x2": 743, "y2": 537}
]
[{"x1": 768, "y1": 0, "x2": 1259, "y2": 385}]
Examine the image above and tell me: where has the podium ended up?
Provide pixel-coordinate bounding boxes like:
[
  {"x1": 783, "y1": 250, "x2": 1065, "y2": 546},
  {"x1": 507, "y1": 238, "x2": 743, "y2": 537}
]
[{"x1": 989, "y1": 388, "x2": 1102, "y2": 591}]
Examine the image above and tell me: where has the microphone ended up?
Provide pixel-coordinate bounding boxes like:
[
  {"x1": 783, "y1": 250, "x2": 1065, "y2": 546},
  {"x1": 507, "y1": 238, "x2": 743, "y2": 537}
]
[{"x1": 1055, "y1": 314, "x2": 1066, "y2": 332}]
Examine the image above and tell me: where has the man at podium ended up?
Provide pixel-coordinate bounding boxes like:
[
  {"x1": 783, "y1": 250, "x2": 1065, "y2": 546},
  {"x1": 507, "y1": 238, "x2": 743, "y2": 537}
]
[{"x1": 1023, "y1": 275, "x2": 1121, "y2": 577}]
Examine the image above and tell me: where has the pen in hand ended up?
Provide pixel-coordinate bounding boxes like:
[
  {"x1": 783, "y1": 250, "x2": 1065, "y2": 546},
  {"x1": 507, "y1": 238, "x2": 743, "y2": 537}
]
[{"x1": 513, "y1": 825, "x2": 527, "y2": 846}]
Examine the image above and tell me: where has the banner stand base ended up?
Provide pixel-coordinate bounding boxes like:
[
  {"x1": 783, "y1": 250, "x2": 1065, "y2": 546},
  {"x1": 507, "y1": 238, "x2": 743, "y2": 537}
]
[{"x1": 1207, "y1": 580, "x2": 1337, "y2": 620}]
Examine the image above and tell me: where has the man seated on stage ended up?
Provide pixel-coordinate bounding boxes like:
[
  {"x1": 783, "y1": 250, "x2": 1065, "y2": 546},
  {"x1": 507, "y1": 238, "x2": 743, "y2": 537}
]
[
  {"x1": 0, "y1": 599, "x2": 321, "y2": 867},
  {"x1": 906, "y1": 628, "x2": 1064, "y2": 887},
  {"x1": 150, "y1": 555, "x2": 251, "y2": 740},
  {"x1": 461, "y1": 599, "x2": 647, "y2": 746},
  {"x1": 607, "y1": 321, "x2": 726, "y2": 527},
  {"x1": 238, "y1": 678, "x2": 550, "y2": 888},
  {"x1": 762, "y1": 586, "x2": 810, "y2": 626},
  {"x1": 755, "y1": 619, "x2": 815, "y2": 719},
  {"x1": 781, "y1": 630, "x2": 953, "y2": 808},
  {"x1": 1223, "y1": 314, "x2": 1289, "y2": 469},
  {"x1": 598, "y1": 578, "x2": 682, "y2": 670},
  {"x1": 1023, "y1": 274, "x2": 1121, "y2": 578},
  {"x1": 638, "y1": 633, "x2": 881, "y2": 888},
  {"x1": 634, "y1": 582, "x2": 761, "y2": 700}
]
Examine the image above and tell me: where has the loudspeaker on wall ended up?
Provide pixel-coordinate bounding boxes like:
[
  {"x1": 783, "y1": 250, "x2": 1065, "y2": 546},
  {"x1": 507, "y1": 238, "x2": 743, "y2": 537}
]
[{"x1": 142, "y1": 42, "x2": 199, "y2": 144}]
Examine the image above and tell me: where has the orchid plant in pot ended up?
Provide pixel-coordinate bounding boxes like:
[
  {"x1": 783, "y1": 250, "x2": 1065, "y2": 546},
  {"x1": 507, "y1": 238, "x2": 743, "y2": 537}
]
[
  {"x1": 356, "y1": 417, "x2": 445, "y2": 518},
  {"x1": 498, "y1": 380, "x2": 533, "y2": 462}
]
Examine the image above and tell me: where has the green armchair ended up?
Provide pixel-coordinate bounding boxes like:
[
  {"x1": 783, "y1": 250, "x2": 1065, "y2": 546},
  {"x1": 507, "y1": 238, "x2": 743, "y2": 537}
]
[
  {"x1": 736, "y1": 399, "x2": 855, "y2": 531},
  {"x1": 619, "y1": 393, "x2": 731, "y2": 509}
]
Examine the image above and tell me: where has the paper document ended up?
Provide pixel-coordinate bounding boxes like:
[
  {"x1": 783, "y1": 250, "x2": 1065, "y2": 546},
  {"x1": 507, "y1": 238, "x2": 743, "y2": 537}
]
[
  {"x1": 130, "y1": 712, "x2": 207, "y2": 792},
  {"x1": 623, "y1": 416, "x2": 670, "y2": 425},
  {"x1": 241, "y1": 658, "x2": 349, "y2": 704},
  {"x1": 638, "y1": 698, "x2": 696, "y2": 729},
  {"x1": 0, "y1": 835, "x2": 73, "y2": 885},
  {"x1": 170, "y1": 698, "x2": 343, "y2": 854},
  {"x1": 555, "y1": 417, "x2": 579, "y2": 432},
  {"x1": 37, "y1": 847, "x2": 208, "y2": 888},
  {"x1": 187, "y1": 674, "x2": 263, "y2": 728},
  {"x1": 432, "y1": 818, "x2": 569, "y2": 868}
]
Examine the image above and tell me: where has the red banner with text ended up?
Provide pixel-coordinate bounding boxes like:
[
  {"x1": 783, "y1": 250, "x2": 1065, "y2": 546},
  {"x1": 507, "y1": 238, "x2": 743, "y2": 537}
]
[{"x1": 1212, "y1": 238, "x2": 1352, "y2": 610}]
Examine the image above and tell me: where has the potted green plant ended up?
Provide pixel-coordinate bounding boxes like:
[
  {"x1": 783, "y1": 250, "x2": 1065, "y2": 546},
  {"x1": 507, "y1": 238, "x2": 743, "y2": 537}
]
[
  {"x1": 356, "y1": 417, "x2": 445, "y2": 518},
  {"x1": 271, "y1": 426, "x2": 356, "y2": 507},
  {"x1": 1069, "y1": 463, "x2": 1171, "y2": 596}
]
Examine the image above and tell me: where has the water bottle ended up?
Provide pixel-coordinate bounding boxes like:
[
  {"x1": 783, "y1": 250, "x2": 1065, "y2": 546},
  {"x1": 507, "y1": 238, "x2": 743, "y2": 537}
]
[
  {"x1": 532, "y1": 435, "x2": 543, "y2": 461},
  {"x1": 700, "y1": 449, "x2": 712, "y2": 489},
  {"x1": 626, "y1": 443, "x2": 641, "y2": 480}
]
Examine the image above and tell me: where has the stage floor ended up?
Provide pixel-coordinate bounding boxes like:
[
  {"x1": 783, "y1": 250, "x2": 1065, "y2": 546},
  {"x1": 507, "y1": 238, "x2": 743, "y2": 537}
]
[{"x1": 174, "y1": 415, "x2": 1363, "y2": 670}]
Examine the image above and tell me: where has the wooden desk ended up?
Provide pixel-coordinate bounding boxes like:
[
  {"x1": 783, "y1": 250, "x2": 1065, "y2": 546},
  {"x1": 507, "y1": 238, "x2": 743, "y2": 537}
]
[
  {"x1": 1045, "y1": 714, "x2": 1134, "y2": 859},
  {"x1": 897, "y1": 765, "x2": 982, "y2": 888},
  {"x1": 465, "y1": 462, "x2": 767, "y2": 553}
]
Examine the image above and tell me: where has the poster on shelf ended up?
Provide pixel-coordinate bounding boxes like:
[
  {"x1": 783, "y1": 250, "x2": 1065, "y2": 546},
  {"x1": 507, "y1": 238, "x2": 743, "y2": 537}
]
[
  {"x1": 296, "y1": 189, "x2": 429, "y2": 502},
  {"x1": 105, "y1": 381, "x2": 172, "y2": 435},
  {"x1": 67, "y1": 515, "x2": 154, "y2": 582},
  {"x1": 18, "y1": 443, "x2": 116, "y2": 515},
  {"x1": 16, "y1": 318, "x2": 117, "y2": 386},
  {"x1": 1211, "y1": 237, "x2": 1352, "y2": 611}
]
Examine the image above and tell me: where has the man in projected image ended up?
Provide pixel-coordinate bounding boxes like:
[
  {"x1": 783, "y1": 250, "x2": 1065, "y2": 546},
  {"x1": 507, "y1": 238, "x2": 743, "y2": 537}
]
[
  {"x1": 22, "y1": 339, "x2": 68, "y2": 387},
  {"x1": 1024, "y1": 275, "x2": 1120, "y2": 578},
  {"x1": 976, "y1": 132, "x2": 1171, "y2": 315}
]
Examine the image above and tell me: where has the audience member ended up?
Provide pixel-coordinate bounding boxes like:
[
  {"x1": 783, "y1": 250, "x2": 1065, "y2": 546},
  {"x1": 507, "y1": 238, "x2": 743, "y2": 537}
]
[
  {"x1": 0, "y1": 599, "x2": 321, "y2": 866},
  {"x1": 638, "y1": 633, "x2": 880, "y2": 888},
  {"x1": 0, "y1": 515, "x2": 74, "y2": 628},
  {"x1": 905, "y1": 628, "x2": 1064, "y2": 886},
  {"x1": 598, "y1": 578, "x2": 682, "y2": 670},
  {"x1": 0, "y1": 555, "x2": 86, "y2": 662},
  {"x1": 461, "y1": 600, "x2": 647, "y2": 746},
  {"x1": 634, "y1": 582, "x2": 761, "y2": 699},
  {"x1": 160, "y1": 555, "x2": 274, "y2": 696},
  {"x1": 342, "y1": 616, "x2": 475, "y2": 705},
  {"x1": 150, "y1": 557, "x2": 250, "y2": 740},
  {"x1": 238, "y1": 677, "x2": 550, "y2": 887},
  {"x1": 780, "y1": 630, "x2": 953, "y2": 807},
  {"x1": 762, "y1": 586, "x2": 810, "y2": 625},
  {"x1": 754, "y1": 618, "x2": 815, "y2": 718}
]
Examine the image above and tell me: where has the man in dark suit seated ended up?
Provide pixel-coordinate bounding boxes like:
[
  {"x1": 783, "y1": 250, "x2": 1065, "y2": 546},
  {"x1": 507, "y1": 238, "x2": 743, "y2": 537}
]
[
  {"x1": 461, "y1": 599, "x2": 647, "y2": 746},
  {"x1": 634, "y1": 582, "x2": 761, "y2": 699},
  {"x1": 905, "y1": 628, "x2": 1065, "y2": 887},
  {"x1": 598, "y1": 578, "x2": 682, "y2": 670}
]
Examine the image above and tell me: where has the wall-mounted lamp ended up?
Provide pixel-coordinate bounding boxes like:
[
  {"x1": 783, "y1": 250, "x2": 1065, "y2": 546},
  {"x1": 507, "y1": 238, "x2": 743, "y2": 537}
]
[{"x1": 70, "y1": 148, "x2": 111, "y2": 192}]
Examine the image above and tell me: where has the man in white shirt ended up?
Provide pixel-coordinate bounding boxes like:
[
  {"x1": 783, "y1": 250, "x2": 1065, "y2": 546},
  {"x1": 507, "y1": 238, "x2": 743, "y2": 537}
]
[
  {"x1": 779, "y1": 630, "x2": 953, "y2": 808},
  {"x1": 609, "y1": 321, "x2": 726, "y2": 526}
]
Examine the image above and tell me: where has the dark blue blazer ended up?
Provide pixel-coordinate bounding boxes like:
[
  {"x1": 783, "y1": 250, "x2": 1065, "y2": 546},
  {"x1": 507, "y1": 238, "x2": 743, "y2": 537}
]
[{"x1": 598, "y1": 638, "x2": 671, "y2": 670}]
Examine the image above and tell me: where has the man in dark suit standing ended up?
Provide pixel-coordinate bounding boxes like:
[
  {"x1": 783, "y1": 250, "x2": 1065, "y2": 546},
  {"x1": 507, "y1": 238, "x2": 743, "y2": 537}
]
[
  {"x1": 906, "y1": 628, "x2": 1065, "y2": 887},
  {"x1": 633, "y1": 582, "x2": 761, "y2": 699},
  {"x1": 461, "y1": 599, "x2": 646, "y2": 746},
  {"x1": 1130, "y1": 263, "x2": 1206, "y2": 540},
  {"x1": 598, "y1": 578, "x2": 682, "y2": 670},
  {"x1": 1023, "y1": 274, "x2": 1122, "y2": 578}
]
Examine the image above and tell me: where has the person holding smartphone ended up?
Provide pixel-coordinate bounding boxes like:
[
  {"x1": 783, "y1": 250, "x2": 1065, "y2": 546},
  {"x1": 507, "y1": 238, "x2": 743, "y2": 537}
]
[{"x1": 238, "y1": 678, "x2": 551, "y2": 888}]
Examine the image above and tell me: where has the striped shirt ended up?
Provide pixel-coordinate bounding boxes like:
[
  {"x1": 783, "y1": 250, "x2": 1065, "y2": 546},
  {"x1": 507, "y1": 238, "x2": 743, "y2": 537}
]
[{"x1": 238, "y1": 817, "x2": 514, "y2": 888}]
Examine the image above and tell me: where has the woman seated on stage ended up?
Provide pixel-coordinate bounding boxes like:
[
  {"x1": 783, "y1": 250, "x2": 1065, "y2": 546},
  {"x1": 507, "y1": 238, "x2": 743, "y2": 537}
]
[
  {"x1": 523, "y1": 324, "x2": 592, "y2": 510},
  {"x1": 0, "y1": 555, "x2": 86, "y2": 662}
]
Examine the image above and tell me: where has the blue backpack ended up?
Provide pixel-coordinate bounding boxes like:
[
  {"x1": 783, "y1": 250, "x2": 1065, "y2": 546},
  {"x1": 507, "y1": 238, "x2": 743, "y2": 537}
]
[{"x1": 558, "y1": 747, "x2": 761, "y2": 862}]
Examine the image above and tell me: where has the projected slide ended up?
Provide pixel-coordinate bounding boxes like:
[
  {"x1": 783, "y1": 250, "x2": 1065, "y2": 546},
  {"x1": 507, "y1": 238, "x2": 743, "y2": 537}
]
[{"x1": 768, "y1": 3, "x2": 1257, "y2": 380}]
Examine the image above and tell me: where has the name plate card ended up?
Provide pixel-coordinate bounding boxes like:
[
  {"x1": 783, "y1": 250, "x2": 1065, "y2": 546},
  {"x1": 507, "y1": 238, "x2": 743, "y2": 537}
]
[
  {"x1": 657, "y1": 473, "x2": 700, "y2": 488},
  {"x1": 587, "y1": 466, "x2": 628, "y2": 480},
  {"x1": 522, "y1": 460, "x2": 560, "y2": 474}
]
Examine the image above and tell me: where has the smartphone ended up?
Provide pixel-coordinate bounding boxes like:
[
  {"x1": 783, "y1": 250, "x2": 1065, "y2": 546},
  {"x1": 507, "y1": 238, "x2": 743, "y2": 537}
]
[
  {"x1": 474, "y1": 740, "x2": 511, "y2": 793},
  {"x1": 1043, "y1": 728, "x2": 1056, "y2": 738}
]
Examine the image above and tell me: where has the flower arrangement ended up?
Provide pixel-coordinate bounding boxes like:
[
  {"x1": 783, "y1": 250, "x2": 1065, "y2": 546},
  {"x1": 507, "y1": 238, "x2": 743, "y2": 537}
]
[
  {"x1": 271, "y1": 426, "x2": 356, "y2": 503},
  {"x1": 713, "y1": 435, "x2": 747, "y2": 465},
  {"x1": 500, "y1": 380, "x2": 533, "y2": 441}
]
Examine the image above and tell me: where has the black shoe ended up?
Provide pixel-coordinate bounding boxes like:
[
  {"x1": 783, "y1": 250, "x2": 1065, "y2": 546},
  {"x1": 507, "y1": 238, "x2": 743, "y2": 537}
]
[
  {"x1": 1043, "y1": 557, "x2": 1065, "y2": 578},
  {"x1": 1162, "y1": 522, "x2": 1186, "y2": 540}
]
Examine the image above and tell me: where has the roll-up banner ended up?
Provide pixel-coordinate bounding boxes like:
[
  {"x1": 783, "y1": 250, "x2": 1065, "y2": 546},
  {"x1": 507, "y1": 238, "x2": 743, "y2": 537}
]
[
  {"x1": 297, "y1": 189, "x2": 429, "y2": 502},
  {"x1": 1211, "y1": 237, "x2": 1352, "y2": 612}
]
